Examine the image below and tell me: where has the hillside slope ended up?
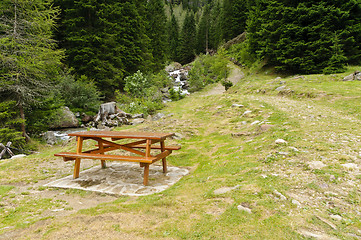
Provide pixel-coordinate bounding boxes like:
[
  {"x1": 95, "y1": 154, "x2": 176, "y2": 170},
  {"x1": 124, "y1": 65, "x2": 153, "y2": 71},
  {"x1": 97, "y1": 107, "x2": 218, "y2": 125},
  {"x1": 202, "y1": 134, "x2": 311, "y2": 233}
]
[{"x1": 1, "y1": 64, "x2": 361, "y2": 239}]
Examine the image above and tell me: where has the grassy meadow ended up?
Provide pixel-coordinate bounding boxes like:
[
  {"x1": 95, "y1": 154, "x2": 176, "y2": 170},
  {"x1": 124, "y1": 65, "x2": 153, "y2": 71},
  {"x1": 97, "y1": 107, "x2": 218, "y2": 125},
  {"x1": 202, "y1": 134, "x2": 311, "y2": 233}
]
[{"x1": 1, "y1": 65, "x2": 361, "y2": 239}]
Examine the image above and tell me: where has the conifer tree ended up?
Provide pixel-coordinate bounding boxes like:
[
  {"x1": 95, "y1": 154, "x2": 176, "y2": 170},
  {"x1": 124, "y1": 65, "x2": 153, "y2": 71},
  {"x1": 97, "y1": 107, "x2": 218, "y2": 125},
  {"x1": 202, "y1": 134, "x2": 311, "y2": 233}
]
[
  {"x1": 221, "y1": 0, "x2": 248, "y2": 42},
  {"x1": 146, "y1": 0, "x2": 169, "y2": 70},
  {"x1": 196, "y1": 4, "x2": 210, "y2": 54},
  {"x1": 0, "y1": 0, "x2": 63, "y2": 140},
  {"x1": 55, "y1": 0, "x2": 151, "y2": 96},
  {"x1": 179, "y1": 11, "x2": 197, "y2": 64},
  {"x1": 168, "y1": 10, "x2": 180, "y2": 62}
]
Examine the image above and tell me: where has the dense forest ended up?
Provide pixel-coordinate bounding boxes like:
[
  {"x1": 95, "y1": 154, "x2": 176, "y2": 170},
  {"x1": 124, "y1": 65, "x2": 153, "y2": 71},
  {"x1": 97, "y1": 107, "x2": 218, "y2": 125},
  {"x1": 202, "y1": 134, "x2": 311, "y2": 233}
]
[{"x1": 1, "y1": 0, "x2": 361, "y2": 150}]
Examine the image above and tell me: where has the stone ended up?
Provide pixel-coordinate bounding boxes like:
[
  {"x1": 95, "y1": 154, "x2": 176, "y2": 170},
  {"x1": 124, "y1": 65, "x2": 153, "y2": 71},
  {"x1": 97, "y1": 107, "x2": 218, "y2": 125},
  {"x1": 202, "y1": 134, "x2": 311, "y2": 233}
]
[
  {"x1": 308, "y1": 161, "x2": 327, "y2": 170},
  {"x1": 241, "y1": 110, "x2": 252, "y2": 117},
  {"x1": 341, "y1": 163, "x2": 358, "y2": 169},
  {"x1": 232, "y1": 132, "x2": 252, "y2": 137},
  {"x1": 10, "y1": 154, "x2": 27, "y2": 159},
  {"x1": 231, "y1": 104, "x2": 244, "y2": 108},
  {"x1": 132, "y1": 113, "x2": 144, "y2": 119},
  {"x1": 214, "y1": 185, "x2": 240, "y2": 195},
  {"x1": 273, "y1": 190, "x2": 287, "y2": 200},
  {"x1": 152, "y1": 113, "x2": 165, "y2": 121},
  {"x1": 275, "y1": 139, "x2": 287, "y2": 144},
  {"x1": 172, "y1": 133, "x2": 183, "y2": 140},
  {"x1": 43, "y1": 131, "x2": 57, "y2": 145},
  {"x1": 275, "y1": 86, "x2": 286, "y2": 91},
  {"x1": 292, "y1": 199, "x2": 301, "y2": 207},
  {"x1": 50, "y1": 107, "x2": 79, "y2": 129},
  {"x1": 132, "y1": 118, "x2": 145, "y2": 125},
  {"x1": 237, "y1": 204, "x2": 252, "y2": 213},
  {"x1": 289, "y1": 147, "x2": 299, "y2": 152},
  {"x1": 251, "y1": 120, "x2": 261, "y2": 125},
  {"x1": 81, "y1": 114, "x2": 93, "y2": 123},
  {"x1": 259, "y1": 124, "x2": 274, "y2": 132},
  {"x1": 330, "y1": 215, "x2": 342, "y2": 221}
]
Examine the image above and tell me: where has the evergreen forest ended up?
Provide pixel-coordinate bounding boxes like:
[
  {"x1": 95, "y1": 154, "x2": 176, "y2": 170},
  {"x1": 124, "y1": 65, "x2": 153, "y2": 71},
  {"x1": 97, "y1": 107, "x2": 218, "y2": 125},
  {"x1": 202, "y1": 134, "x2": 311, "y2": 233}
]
[{"x1": 2, "y1": 0, "x2": 361, "y2": 150}]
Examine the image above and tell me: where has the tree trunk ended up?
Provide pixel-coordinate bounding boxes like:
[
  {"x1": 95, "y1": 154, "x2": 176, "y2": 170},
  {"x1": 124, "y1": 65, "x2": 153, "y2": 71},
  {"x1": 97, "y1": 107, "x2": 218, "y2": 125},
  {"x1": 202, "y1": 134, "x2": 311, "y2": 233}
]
[{"x1": 18, "y1": 103, "x2": 30, "y2": 142}]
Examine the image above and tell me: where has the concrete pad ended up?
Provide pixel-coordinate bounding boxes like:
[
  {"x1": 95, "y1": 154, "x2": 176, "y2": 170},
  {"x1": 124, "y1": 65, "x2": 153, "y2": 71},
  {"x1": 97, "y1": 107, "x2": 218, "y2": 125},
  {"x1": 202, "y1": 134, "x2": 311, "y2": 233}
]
[{"x1": 44, "y1": 162, "x2": 189, "y2": 196}]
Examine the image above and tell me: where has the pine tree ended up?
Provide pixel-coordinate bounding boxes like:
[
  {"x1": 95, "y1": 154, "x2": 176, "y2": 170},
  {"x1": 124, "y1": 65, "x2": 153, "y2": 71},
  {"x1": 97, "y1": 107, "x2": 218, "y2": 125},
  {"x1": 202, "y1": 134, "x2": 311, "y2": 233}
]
[
  {"x1": 0, "y1": 0, "x2": 64, "y2": 140},
  {"x1": 196, "y1": 4, "x2": 210, "y2": 54},
  {"x1": 179, "y1": 11, "x2": 197, "y2": 64},
  {"x1": 168, "y1": 10, "x2": 180, "y2": 62},
  {"x1": 55, "y1": 0, "x2": 151, "y2": 96},
  {"x1": 221, "y1": 0, "x2": 248, "y2": 42},
  {"x1": 247, "y1": 0, "x2": 361, "y2": 73},
  {"x1": 146, "y1": 0, "x2": 169, "y2": 70}
]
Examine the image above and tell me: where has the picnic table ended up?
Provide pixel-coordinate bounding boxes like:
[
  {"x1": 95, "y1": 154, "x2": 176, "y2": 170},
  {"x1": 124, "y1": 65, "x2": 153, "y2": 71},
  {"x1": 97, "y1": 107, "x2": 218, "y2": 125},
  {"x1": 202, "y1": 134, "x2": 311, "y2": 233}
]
[{"x1": 54, "y1": 130, "x2": 180, "y2": 185}]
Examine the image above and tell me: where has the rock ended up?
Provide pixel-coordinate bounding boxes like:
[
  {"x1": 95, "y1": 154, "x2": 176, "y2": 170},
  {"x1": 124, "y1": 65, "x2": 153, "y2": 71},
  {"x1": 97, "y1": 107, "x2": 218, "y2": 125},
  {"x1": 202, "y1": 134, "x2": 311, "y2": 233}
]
[
  {"x1": 308, "y1": 161, "x2": 327, "y2": 170},
  {"x1": 341, "y1": 163, "x2": 358, "y2": 169},
  {"x1": 241, "y1": 110, "x2": 252, "y2": 117},
  {"x1": 273, "y1": 190, "x2": 287, "y2": 200},
  {"x1": 50, "y1": 107, "x2": 79, "y2": 129},
  {"x1": 250, "y1": 120, "x2": 261, "y2": 125},
  {"x1": 132, "y1": 118, "x2": 145, "y2": 125},
  {"x1": 275, "y1": 86, "x2": 286, "y2": 91},
  {"x1": 160, "y1": 87, "x2": 169, "y2": 93},
  {"x1": 232, "y1": 132, "x2": 252, "y2": 137},
  {"x1": 330, "y1": 215, "x2": 342, "y2": 221},
  {"x1": 232, "y1": 104, "x2": 244, "y2": 108},
  {"x1": 289, "y1": 147, "x2": 299, "y2": 152},
  {"x1": 277, "y1": 151, "x2": 289, "y2": 156},
  {"x1": 316, "y1": 216, "x2": 337, "y2": 230},
  {"x1": 81, "y1": 114, "x2": 93, "y2": 123},
  {"x1": 165, "y1": 62, "x2": 182, "y2": 72},
  {"x1": 292, "y1": 199, "x2": 301, "y2": 207},
  {"x1": 258, "y1": 124, "x2": 274, "y2": 132},
  {"x1": 237, "y1": 204, "x2": 252, "y2": 213},
  {"x1": 275, "y1": 139, "x2": 287, "y2": 144},
  {"x1": 172, "y1": 133, "x2": 183, "y2": 140},
  {"x1": 152, "y1": 113, "x2": 165, "y2": 121},
  {"x1": 10, "y1": 154, "x2": 27, "y2": 159},
  {"x1": 343, "y1": 71, "x2": 361, "y2": 81},
  {"x1": 132, "y1": 113, "x2": 144, "y2": 119},
  {"x1": 214, "y1": 185, "x2": 240, "y2": 195},
  {"x1": 43, "y1": 131, "x2": 57, "y2": 145}
]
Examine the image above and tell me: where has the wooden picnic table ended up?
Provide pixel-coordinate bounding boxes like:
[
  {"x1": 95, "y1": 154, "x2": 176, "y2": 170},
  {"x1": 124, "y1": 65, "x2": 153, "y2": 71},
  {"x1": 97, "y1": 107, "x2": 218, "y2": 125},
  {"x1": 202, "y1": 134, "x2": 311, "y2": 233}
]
[{"x1": 54, "y1": 130, "x2": 180, "y2": 185}]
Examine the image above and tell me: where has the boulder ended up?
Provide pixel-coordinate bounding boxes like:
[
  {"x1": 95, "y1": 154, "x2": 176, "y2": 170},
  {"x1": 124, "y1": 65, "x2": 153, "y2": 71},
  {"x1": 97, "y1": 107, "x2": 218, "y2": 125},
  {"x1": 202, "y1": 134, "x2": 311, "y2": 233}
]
[
  {"x1": 152, "y1": 113, "x2": 165, "y2": 121},
  {"x1": 43, "y1": 131, "x2": 57, "y2": 145},
  {"x1": 343, "y1": 71, "x2": 361, "y2": 81},
  {"x1": 50, "y1": 107, "x2": 79, "y2": 129}
]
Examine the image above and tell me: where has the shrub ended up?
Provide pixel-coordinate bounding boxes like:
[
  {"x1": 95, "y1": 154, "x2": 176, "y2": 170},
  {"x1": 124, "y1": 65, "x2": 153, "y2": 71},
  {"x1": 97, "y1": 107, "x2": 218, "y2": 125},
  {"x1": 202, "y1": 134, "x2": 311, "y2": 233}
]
[
  {"x1": 124, "y1": 70, "x2": 150, "y2": 97},
  {"x1": 58, "y1": 74, "x2": 101, "y2": 114},
  {"x1": 188, "y1": 53, "x2": 230, "y2": 92},
  {"x1": 0, "y1": 100, "x2": 25, "y2": 149}
]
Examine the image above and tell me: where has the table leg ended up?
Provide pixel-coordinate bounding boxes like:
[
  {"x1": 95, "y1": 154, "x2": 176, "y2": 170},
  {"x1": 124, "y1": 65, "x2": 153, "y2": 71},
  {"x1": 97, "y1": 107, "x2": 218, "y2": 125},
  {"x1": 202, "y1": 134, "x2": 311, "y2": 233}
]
[
  {"x1": 98, "y1": 140, "x2": 106, "y2": 169},
  {"x1": 74, "y1": 136, "x2": 83, "y2": 178},
  {"x1": 160, "y1": 140, "x2": 167, "y2": 173},
  {"x1": 143, "y1": 163, "x2": 149, "y2": 185}
]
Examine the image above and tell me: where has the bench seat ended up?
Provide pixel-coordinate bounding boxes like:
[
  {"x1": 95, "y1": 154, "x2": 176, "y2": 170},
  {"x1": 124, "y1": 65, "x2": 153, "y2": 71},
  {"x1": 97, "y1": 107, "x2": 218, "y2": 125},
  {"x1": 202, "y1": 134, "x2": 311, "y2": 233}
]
[{"x1": 54, "y1": 152, "x2": 156, "y2": 163}]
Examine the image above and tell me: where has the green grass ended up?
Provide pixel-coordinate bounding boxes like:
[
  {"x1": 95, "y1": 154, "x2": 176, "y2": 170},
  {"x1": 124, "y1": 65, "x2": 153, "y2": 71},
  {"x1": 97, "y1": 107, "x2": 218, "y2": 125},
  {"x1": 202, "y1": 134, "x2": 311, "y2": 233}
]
[{"x1": 1, "y1": 65, "x2": 361, "y2": 239}]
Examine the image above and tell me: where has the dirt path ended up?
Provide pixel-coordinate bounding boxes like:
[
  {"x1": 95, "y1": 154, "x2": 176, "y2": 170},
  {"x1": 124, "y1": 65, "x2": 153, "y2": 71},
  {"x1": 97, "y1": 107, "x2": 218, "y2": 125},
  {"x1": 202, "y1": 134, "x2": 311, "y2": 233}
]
[{"x1": 202, "y1": 63, "x2": 244, "y2": 96}]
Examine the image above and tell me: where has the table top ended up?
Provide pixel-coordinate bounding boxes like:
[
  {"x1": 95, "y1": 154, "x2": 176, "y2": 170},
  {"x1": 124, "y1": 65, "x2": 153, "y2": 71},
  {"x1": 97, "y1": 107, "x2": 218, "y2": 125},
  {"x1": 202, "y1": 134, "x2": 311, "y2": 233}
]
[{"x1": 67, "y1": 130, "x2": 175, "y2": 140}]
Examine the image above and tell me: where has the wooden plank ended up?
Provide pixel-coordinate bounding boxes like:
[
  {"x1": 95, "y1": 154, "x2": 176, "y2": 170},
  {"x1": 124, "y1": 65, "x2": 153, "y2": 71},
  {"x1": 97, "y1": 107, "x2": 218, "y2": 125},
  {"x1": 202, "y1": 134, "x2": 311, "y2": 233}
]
[
  {"x1": 74, "y1": 137, "x2": 83, "y2": 178},
  {"x1": 143, "y1": 163, "x2": 149, "y2": 185},
  {"x1": 96, "y1": 138, "x2": 146, "y2": 157},
  {"x1": 98, "y1": 140, "x2": 106, "y2": 169},
  {"x1": 130, "y1": 144, "x2": 181, "y2": 151},
  {"x1": 145, "y1": 139, "x2": 151, "y2": 158},
  {"x1": 54, "y1": 152, "x2": 156, "y2": 163},
  {"x1": 68, "y1": 130, "x2": 175, "y2": 140},
  {"x1": 161, "y1": 140, "x2": 167, "y2": 173}
]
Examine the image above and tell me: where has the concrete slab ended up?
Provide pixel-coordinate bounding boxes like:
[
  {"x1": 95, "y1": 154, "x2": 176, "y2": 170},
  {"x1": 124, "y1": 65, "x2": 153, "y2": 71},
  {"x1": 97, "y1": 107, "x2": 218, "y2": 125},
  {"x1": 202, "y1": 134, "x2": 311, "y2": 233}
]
[{"x1": 44, "y1": 162, "x2": 189, "y2": 196}]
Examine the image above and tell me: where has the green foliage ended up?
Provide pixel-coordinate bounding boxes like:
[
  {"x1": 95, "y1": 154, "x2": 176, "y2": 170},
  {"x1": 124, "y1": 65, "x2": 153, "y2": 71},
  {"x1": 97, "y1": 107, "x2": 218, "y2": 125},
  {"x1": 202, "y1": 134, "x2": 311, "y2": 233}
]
[
  {"x1": 188, "y1": 53, "x2": 229, "y2": 92},
  {"x1": 58, "y1": 74, "x2": 101, "y2": 114},
  {"x1": 55, "y1": 0, "x2": 152, "y2": 97},
  {"x1": 169, "y1": 88, "x2": 185, "y2": 101},
  {"x1": 221, "y1": 79, "x2": 233, "y2": 90},
  {"x1": 146, "y1": 0, "x2": 169, "y2": 70},
  {"x1": 168, "y1": 10, "x2": 180, "y2": 62},
  {"x1": 221, "y1": 0, "x2": 248, "y2": 41},
  {"x1": 179, "y1": 11, "x2": 197, "y2": 64},
  {"x1": 247, "y1": 0, "x2": 361, "y2": 74},
  {"x1": 0, "y1": 101, "x2": 25, "y2": 148},
  {"x1": 124, "y1": 71, "x2": 151, "y2": 97},
  {"x1": 115, "y1": 91, "x2": 163, "y2": 116}
]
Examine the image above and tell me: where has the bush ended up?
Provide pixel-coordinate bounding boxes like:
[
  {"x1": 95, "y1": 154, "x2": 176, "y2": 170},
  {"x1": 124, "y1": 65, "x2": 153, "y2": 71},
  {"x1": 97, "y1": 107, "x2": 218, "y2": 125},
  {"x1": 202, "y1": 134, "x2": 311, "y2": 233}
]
[
  {"x1": 124, "y1": 70, "x2": 150, "y2": 97},
  {"x1": 58, "y1": 74, "x2": 101, "y2": 114},
  {"x1": 188, "y1": 53, "x2": 230, "y2": 92},
  {"x1": 0, "y1": 101, "x2": 25, "y2": 149}
]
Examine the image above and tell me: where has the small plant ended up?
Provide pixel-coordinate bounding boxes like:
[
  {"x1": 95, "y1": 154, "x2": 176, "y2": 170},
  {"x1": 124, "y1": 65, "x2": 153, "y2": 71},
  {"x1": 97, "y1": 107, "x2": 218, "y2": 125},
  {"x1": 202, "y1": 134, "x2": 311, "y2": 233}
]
[
  {"x1": 221, "y1": 79, "x2": 233, "y2": 90},
  {"x1": 124, "y1": 70, "x2": 150, "y2": 97},
  {"x1": 169, "y1": 88, "x2": 185, "y2": 101}
]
